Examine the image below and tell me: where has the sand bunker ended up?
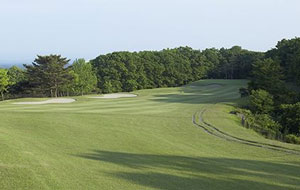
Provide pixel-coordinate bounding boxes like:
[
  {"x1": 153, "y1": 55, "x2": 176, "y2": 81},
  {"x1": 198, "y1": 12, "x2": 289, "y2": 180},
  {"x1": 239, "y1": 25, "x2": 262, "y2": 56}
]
[
  {"x1": 13, "y1": 98, "x2": 76, "y2": 105},
  {"x1": 90, "y1": 93, "x2": 137, "y2": 99}
]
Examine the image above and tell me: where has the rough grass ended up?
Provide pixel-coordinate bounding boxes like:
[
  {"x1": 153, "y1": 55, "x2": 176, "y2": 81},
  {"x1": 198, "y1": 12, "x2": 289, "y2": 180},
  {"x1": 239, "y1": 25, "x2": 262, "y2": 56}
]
[{"x1": 0, "y1": 79, "x2": 299, "y2": 190}]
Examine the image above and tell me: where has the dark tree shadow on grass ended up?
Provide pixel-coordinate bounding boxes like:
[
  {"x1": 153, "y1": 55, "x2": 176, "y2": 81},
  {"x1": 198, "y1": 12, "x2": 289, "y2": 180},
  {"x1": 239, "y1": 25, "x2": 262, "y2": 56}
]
[{"x1": 76, "y1": 150, "x2": 300, "y2": 190}]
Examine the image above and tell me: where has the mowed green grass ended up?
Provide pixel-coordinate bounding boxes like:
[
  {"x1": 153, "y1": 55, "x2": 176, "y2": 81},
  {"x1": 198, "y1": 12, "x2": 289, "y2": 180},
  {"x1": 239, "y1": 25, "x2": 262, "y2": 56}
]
[{"x1": 0, "y1": 80, "x2": 300, "y2": 190}]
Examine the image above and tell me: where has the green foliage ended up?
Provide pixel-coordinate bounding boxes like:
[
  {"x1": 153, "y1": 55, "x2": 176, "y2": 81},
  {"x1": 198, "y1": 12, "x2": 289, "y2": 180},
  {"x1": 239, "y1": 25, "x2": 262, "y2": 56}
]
[
  {"x1": 240, "y1": 110, "x2": 282, "y2": 140},
  {"x1": 248, "y1": 58, "x2": 284, "y2": 96},
  {"x1": 249, "y1": 90, "x2": 274, "y2": 114},
  {"x1": 6, "y1": 66, "x2": 28, "y2": 97},
  {"x1": 7, "y1": 66, "x2": 25, "y2": 85},
  {"x1": 24, "y1": 55, "x2": 72, "y2": 97},
  {"x1": 59, "y1": 70, "x2": 77, "y2": 96},
  {"x1": 91, "y1": 47, "x2": 262, "y2": 93},
  {"x1": 124, "y1": 79, "x2": 138, "y2": 92},
  {"x1": 254, "y1": 114, "x2": 282, "y2": 134},
  {"x1": 102, "y1": 80, "x2": 113, "y2": 93},
  {"x1": 279, "y1": 102, "x2": 300, "y2": 135},
  {"x1": 207, "y1": 46, "x2": 263, "y2": 79},
  {"x1": 71, "y1": 59, "x2": 97, "y2": 95},
  {"x1": 285, "y1": 134, "x2": 300, "y2": 144},
  {"x1": 0, "y1": 68, "x2": 9, "y2": 100},
  {"x1": 267, "y1": 37, "x2": 300, "y2": 85},
  {"x1": 245, "y1": 38, "x2": 300, "y2": 142}
]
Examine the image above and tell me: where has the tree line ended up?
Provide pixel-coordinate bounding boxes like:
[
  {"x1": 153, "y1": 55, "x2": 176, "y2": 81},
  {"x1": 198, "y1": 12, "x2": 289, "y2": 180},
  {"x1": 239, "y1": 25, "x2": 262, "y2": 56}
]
[
  {"x1": 0, "y1": 57, "x2": 97, "y2": 100},
  {"x1": 91, "y1": 46, "x2": 263, "y2": 93},
  {"x1": 0, "y1": 37, "x2": 300, "y2": 143},
  {"x1": 0, "y1": 45, "x2": 263, "y2": 99}
]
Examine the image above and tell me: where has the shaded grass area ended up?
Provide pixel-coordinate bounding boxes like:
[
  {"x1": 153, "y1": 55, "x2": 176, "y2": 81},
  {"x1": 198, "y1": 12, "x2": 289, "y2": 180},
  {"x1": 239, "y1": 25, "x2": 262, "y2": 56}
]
[
  {"x1": 78, "y1": 150, "x2": 300, "y2": 190},
  {"x1": 152, "y1": 80, "x2": 244, "y2": 104}
]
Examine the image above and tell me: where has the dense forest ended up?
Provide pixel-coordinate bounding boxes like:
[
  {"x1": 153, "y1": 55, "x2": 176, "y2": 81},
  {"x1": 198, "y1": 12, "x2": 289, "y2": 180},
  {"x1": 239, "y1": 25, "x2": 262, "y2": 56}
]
[
  {"x1": 0, "y1": 37, "x2": 300, "y2": 143},
  {"x1": 91, "y1": 46, "x2": 263, "y2": 93},
  {"x1": 240, "y1": 37, "x2": 300, "y2": 144}
]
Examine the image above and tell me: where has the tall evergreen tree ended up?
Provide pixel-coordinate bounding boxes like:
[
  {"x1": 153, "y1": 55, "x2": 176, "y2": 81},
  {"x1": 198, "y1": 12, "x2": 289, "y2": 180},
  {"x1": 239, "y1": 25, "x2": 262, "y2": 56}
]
[{"x1": 24, "y1": 55, "x2": 71, "y2": 97}]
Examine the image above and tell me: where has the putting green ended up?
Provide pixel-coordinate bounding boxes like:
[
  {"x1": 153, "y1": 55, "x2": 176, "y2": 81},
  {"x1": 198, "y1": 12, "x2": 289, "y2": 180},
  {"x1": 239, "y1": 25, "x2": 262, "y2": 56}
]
[{"x1": 0, "y1": 80, "x2": 299, "y2": 190}]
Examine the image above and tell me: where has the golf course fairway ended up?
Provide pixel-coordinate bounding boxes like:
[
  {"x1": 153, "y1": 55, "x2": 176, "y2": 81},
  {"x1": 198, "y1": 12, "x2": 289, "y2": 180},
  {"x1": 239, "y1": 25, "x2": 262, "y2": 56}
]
[{"x1": 0, "y1": 80, "x2": 300, "y2": 190}]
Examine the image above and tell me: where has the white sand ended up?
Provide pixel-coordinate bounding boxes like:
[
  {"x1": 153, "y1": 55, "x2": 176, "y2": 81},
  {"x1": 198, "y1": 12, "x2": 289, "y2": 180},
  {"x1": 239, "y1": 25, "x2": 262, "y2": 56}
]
[
  {"x1": 90, "y1": 93, "x2": 137, "y2": 99},
  {"x1": 13, "y1": 98, "x2": 76, "y2": 105}
]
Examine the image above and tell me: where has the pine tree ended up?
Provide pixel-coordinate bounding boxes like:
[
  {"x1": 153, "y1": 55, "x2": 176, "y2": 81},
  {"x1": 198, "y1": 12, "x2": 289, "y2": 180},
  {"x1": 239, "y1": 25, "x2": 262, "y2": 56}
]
[{"x1": 24, "y1": 55, "x2": 71, "y2": 97}]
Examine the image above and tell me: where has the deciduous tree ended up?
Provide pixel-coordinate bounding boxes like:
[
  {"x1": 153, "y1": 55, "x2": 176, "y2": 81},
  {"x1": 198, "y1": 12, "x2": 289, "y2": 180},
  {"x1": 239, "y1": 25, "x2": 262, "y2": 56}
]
[
  {"x1": 249, "y1": 89, "x2": 274, "y2": 114},
  {"x1": 0, "y1": 69, "x2": 9, "y2": 100},
  {"x1": 71, "y1": 59, "x2": 97, "y2": 95}
]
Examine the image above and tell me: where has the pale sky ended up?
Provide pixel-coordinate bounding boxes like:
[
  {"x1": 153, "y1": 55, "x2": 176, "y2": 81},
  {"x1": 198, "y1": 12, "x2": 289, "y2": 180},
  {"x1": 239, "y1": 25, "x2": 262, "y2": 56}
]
[{"x1": 0, "y1": 0, "x2": 299, "y2": 64}]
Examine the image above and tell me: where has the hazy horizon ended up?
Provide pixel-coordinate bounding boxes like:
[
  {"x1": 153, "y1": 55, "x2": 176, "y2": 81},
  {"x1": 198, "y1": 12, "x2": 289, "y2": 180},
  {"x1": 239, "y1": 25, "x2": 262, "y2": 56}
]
[{"x1": 1, "y1": 0, "x2": 300, "y2": 65}]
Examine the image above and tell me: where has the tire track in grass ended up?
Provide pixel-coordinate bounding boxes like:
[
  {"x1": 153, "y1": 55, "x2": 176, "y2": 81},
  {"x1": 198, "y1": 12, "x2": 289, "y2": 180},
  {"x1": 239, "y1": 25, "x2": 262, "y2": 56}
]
[
  {"x1": 200, "y1": 109, "x2": 300, "y2": 151},
  {"x1": 192, "y1": 111, "x2": 280, "y2": 149},
  {"x1": 192, "y1": 109, "x2": 300, "y2": 155}
]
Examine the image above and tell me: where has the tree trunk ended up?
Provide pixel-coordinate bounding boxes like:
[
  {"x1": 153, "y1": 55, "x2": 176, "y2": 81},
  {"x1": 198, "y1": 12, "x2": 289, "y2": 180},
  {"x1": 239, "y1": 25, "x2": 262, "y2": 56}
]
[
  {"x1": 1, "y1": 92, "x2": 4, "y2": 101},
  {"x1": 54, "y1": 80, "x2": 58, "y2": 98},
  {"x1": 55, "y1": 88, "x2": 58, "y2": 98}
]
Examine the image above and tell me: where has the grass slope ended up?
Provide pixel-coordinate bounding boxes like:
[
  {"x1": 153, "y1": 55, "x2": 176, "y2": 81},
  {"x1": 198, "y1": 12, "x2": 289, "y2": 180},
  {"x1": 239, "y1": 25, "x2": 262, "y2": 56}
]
[{"x1": 0, "y1": 79, "x2": 300, "y2": 190}]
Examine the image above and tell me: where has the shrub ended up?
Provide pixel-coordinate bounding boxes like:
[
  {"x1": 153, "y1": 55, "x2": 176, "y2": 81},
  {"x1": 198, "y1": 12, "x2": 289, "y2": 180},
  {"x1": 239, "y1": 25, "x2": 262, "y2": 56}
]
[
  {"x1": 238, "y1": 109, "x2": 282, "y2": 140},
  {"x1": 249, "y1": 89, "x2": 274, "y2": 114},
  {"x1": 279, "y1": 102, "x2": 300, "y2": 135},
  {"x1": 285, "y1": 134, "x2": 300, "y2": 144}
]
